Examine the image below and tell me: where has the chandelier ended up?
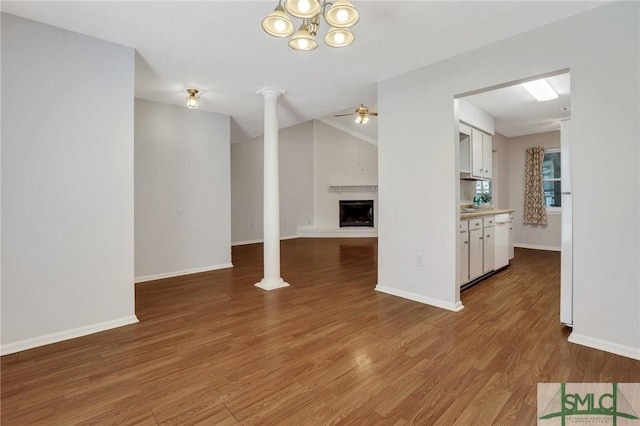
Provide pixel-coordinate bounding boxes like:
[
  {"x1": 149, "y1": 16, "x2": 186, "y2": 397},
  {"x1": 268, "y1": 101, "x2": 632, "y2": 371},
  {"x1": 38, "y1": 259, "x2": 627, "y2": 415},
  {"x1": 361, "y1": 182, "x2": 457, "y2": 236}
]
[{"x1": 261, "y1": 0, "x2": 360, "y2": 51}]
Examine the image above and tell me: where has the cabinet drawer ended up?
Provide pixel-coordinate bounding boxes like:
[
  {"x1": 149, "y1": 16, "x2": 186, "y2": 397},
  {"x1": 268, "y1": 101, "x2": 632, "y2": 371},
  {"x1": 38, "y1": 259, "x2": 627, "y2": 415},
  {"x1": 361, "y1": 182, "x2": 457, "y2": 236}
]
[
  {"x1": 469, "y1": 219, "x2": 482, "y2": 231},
  {"x1": 459, "y1": 220, "x2": 468, "y2": 233},
  {"x1": 483, "y1": 217, "x2": 494, "y2": 228}
]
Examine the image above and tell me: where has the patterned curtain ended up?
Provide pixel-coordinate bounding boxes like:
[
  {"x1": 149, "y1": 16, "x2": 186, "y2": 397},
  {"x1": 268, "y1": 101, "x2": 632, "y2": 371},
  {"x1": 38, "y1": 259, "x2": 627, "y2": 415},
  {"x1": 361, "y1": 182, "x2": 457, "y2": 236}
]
[{"x1": 523, "y1": 147, "x2": 547, "y2": 225}]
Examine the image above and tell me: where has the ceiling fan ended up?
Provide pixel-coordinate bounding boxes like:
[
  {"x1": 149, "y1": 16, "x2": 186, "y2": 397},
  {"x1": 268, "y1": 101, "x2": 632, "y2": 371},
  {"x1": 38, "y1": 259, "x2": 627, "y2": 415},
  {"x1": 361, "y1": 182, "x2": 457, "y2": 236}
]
[{"x1": 334, "y1": 104, "x2": 378, "y2": 124}]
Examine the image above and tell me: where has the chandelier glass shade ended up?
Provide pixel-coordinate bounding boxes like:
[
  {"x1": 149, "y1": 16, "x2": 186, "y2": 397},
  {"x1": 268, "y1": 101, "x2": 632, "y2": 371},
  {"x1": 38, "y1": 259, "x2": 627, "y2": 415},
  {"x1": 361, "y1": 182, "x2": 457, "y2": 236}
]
[
  {"x1": 324, "y1": 0, "x2": 359, "y2": 28},
  {"x1": 284, "y1": 0, "x2": 321, "y2": 19},
  {"x1": 289, "y1": 25, "x2": 318, "y2": 51},
  {"x1": 261, "y1": 5, "x2": 295, "y2": 37},
  {"x1": 262, "y1": 0, "x2": 359, "y2": 51}
]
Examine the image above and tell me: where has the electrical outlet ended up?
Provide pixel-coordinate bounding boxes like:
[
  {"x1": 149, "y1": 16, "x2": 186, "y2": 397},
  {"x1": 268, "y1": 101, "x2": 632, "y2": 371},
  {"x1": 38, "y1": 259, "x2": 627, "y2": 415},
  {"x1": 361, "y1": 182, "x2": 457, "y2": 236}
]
[{"x1": 417, "y1": 253, "x2": 424, "y2": 267}]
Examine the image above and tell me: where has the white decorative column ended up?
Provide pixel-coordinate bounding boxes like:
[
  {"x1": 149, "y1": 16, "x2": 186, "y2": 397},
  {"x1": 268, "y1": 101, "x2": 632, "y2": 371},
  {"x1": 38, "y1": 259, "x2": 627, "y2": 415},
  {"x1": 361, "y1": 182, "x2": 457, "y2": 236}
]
[{"x1": 255, "y1": 87, "x2": 290, "y2": 291}]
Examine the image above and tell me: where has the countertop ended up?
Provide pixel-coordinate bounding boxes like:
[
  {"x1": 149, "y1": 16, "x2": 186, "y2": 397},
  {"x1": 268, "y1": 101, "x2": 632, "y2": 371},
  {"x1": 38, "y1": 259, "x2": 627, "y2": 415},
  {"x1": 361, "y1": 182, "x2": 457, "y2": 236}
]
[{"x1": 460, "y1": 208, "x2": 515, "y2": 220}]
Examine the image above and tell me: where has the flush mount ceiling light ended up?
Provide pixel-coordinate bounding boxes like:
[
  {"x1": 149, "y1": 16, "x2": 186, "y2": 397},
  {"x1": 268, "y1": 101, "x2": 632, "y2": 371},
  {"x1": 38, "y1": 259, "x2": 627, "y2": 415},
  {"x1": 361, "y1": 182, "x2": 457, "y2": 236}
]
[
  {"x1": 186, "y1": 88, "x2": 200, "y2": 109},
  {"x1": 522, "y1": 79, "x2": 559, "y2": 102},
  {"x1": 262, "y1": 0, "x2": 359, "y2": 51}
]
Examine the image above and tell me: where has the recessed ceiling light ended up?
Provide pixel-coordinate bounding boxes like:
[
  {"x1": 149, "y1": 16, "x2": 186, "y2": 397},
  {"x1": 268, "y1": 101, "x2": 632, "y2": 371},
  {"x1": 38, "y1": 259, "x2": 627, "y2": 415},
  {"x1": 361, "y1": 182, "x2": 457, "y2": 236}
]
[{"x1": 522, "y1": 79, "x2": 559, "y2": 102}]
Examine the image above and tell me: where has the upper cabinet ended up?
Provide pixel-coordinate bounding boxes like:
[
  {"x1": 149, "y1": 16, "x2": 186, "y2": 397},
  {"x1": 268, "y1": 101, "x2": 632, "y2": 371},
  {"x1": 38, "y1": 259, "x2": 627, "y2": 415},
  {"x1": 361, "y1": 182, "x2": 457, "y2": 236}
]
[
  {"x1": 473, "y1": 128, "x2": 492, "y2": 179},
  {"x1": 460, "y1": 124, "x2": 492, "y2": 180},
  {"x1": 459, "y1": 123, "x2": 472, "y2": 174}
]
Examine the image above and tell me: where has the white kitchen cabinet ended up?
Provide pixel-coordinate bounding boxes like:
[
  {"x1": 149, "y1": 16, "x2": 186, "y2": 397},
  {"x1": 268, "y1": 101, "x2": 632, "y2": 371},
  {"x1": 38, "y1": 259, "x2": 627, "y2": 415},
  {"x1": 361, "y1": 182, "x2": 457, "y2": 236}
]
[
  {"x1": 482, "y1": 133, "x2": 492, "y2": 179},
  {"x1": 482, "y1": 217, "x2": 495, "y2": 274},
  {"x1": 468, "y1": 219, "x2": 484, "y2": 281},
  {"x1": 459, "y1": 124, "x2": 472, "y2": 174},
  {"x1": 458, "y1": 221, "x2": 469, "y2": 287},
  {"x1": 470, "y1": 128, "x2": 492, "y2": 179},
  {"x1": 508, "y1": 214, "x2": 514, "y2": 260},
  {"x1": 494, "y1": 214, "x2": 510, "y2": 270}
]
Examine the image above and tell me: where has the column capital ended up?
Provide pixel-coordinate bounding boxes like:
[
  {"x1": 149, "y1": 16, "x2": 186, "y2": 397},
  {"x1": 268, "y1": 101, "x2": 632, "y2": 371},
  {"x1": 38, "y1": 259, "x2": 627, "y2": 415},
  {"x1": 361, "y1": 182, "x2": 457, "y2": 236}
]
[{"x1": 257, "y1": 87, "x2": 287, "y2": 100}]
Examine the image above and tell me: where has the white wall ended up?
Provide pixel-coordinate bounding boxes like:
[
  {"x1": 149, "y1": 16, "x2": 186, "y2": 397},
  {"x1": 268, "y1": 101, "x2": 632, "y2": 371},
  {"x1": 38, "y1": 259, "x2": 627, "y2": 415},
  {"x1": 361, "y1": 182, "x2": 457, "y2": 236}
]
[
  {"x1": 378, "y1": 2, "x2": 639, "y2": 359},
  {"x1": 508, "y1": 131, "x2": 561, "y2": 251},
  {"x1": 313, "y1": 120, "x2": 378, "y2": 229},
  {"x1": 1, "y1": 14, "x2": 137, "y2": 354},
  {"x1": 231, "y1": 121, "x2": 314, "y2": 244},
  {"x1": 134, "y1": 99, "x2": 231, "y2": 281}
]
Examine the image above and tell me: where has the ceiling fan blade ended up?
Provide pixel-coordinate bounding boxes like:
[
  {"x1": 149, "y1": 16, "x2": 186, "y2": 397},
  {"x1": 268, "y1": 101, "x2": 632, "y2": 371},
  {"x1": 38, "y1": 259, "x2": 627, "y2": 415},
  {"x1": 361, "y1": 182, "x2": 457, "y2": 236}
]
[{"x1": 334, "y1": 113, "x2": 354, "y2": 117}]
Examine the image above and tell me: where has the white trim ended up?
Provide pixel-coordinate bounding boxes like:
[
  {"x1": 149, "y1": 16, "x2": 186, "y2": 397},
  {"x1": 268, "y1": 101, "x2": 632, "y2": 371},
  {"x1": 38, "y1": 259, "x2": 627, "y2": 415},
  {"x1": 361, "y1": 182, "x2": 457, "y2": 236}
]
[
  {"x1": 316, "y1": 118, "x2": 378, "y2": 146},
  {"x1": 232, "y1": 239, "x2": 263, "y2": 246},
  {"x1": 255, "y1": 277, "x2": 290, "y2": 291},
  {"x1": 568, "y1": 332, "x2": 640, "y2": 361},
  {"x1": 297, "y1": 226, "x2": 377, "y2": 238},
  {"x1": 231, "y1": 235, "x2": 298, "y2": 247},
  {"x1": 0, "y1": 315, "x2": 139, "y2": 356},
  {"x1": 374, "y1": 285, "x2": 464, "y2": 312},
  {"x1": 135, "y1": 263, "x2": 234, "y2": 283},
  {"x1": 514, "y1": 243, "x2": 561, "y2": 252}
]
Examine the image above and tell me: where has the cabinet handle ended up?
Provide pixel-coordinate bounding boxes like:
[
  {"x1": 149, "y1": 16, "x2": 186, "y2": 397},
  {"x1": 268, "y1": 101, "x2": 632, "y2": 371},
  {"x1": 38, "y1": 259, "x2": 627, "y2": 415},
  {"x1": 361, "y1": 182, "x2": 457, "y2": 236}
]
[
  {"x1": 464, "y1": 241, "x2": 468, "y2": 244},
  {"x1": 479, "y1": 237, "x2": 483, "y2": 240},
  {"x1": 486, "y1": 235, "x2": 490, "y2": 238}
]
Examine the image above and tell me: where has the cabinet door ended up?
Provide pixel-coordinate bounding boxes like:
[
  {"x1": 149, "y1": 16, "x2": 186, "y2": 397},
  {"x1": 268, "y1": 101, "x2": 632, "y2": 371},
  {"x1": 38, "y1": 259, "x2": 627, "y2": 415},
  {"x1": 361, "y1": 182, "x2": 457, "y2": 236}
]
[
  {"x1": 471, "y1": 128, "x2": 484, "y2": 178},
  {"x1": 469, "y1": 228, "x2": 483, "y2": 280},
  {"x1": 482, "y1": 133, "x2": 492, "y2": 179},
  {"x1": 459, "y1": 231, "x2": 469, "y2": 286},
  {"x1": 483, "y1": 226, "x2": 495, "y2": 274},
  {"x1": 459, "y1": 124, "x2": 471, "y2": 174},
  {"x1": 508, "y1": 216, "x2": 514, "y2": 260}
]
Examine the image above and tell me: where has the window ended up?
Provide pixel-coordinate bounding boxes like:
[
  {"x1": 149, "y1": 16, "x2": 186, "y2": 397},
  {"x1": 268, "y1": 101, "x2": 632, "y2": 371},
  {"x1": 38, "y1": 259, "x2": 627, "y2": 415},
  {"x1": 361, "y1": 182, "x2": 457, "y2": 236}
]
[
  {"x1": 475, "y1": 180, "x2": 492, "y2": 202},
  {"x1": 542, "y1": 149, "x2": 561, "y2": 209}
]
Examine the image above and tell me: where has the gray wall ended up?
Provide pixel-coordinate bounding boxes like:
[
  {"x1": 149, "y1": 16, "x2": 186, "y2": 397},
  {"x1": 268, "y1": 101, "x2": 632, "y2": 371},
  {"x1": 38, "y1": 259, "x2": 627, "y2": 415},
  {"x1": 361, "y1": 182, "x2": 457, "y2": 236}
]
[
  {"x1": 1, "y1": 14, "x2": 136, "y2": 353},
  {"x1": 134, "y1": 99, "x2": 231, "y2": 281},
  {"x1": 378, "y1": 2, "x2": 639, "y2": 358},
  {"x1": 231, "y1": 121, "x2": 314, "y2": 244},
  {"x1": 508, "y1": 131, "x2": 561, "y2": 250}
]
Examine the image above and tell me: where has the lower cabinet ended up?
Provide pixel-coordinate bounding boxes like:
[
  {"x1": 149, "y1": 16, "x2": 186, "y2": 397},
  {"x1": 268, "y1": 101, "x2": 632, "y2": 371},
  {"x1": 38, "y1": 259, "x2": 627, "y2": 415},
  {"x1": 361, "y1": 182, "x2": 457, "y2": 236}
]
[
  {"x1": 460, "y1": 214, "x2": 509, "y2": 288},
  {"x1": 508, "y1": 214, "x2": 514, "y2": 260},
  {"x1": 458, "y1": 226, "x2": 469, "y2": 287},
  {"x1": 468, "y1": 219, "x2": 484, "y2": 281},
  {"x1": 483, "y1": 217, "x2": 495, "y2": 274}
]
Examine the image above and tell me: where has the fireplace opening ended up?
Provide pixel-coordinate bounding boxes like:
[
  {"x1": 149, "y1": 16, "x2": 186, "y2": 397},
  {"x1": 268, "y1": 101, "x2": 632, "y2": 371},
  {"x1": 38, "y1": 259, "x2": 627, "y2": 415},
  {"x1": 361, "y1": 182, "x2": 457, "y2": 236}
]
[{"x1": 340, "y1": 200, "x2": 374, "y2": 227}]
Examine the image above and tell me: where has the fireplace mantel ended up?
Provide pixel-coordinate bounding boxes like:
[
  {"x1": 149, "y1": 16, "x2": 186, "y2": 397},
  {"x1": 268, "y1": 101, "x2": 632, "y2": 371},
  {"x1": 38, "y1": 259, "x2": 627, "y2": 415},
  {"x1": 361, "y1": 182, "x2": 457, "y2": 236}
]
[{"x1": 329, "y1": 184, "x2": 377, "y2": 193}]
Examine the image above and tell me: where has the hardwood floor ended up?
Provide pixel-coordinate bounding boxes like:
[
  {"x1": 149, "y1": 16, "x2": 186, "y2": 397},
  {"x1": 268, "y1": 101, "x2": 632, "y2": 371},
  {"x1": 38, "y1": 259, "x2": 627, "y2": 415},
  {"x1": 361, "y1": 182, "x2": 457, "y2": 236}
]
[{"x1": 2, "y1": 239, "x2": 639, "y2": 425}]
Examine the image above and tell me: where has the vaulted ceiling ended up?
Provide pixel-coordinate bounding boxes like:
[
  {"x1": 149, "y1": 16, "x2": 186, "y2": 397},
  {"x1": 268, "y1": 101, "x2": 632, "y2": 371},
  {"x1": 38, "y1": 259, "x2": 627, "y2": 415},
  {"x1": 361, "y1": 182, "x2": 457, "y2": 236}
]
[{"x1": 1, "y1": 1, "x2": 605, "y2": 142}]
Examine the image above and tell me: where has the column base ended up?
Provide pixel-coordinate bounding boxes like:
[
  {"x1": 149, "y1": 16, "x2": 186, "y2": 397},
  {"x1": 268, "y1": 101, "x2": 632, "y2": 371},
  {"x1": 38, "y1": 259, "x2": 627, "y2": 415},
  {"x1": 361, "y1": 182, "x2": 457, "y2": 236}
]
[{"x1": 255, "y1": 277, "x2": 290, "y2": 291}]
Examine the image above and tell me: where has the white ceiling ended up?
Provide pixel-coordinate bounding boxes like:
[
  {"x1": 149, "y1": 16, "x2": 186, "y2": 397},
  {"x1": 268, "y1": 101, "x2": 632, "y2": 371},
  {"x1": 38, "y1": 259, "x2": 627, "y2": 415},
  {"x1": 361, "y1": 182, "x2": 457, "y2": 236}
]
[
  {"x1": 1, "y1": 1, "x2": 603, "y2": 143},
  {"x1": 462, "y1": 72, "x2": 571, "y2": 137}
]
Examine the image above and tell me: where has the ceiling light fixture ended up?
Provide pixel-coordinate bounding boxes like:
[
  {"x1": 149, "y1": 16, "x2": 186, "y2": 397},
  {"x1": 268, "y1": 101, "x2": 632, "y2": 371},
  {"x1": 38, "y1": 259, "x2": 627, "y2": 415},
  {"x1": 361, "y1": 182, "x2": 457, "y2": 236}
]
[
  {"x1": 186, "y1": 88, "x2": 200, "y2": 109},
  {"x1": 355, "y1": 114, "x2": 369, "y2": 124},
  {"x1": 262, "y1": 0, "x2": 359, "y2": 51},
  {"x1": 522, "y1": 79, "x2": 559, "y2": 102}
]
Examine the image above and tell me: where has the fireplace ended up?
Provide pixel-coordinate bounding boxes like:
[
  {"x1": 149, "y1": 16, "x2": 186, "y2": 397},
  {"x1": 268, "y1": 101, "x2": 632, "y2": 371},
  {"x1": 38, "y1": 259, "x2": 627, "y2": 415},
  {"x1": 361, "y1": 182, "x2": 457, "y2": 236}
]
[{"x1": 339, "y1": 200, "x2": 374, "y2": 227}]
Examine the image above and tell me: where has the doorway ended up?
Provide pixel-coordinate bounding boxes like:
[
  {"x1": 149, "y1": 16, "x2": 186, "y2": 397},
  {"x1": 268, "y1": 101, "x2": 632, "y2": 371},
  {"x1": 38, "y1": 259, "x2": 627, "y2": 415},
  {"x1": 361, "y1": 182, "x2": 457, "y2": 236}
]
[{"x1": 455, "y1": 71, "x2": 572, "y2": 323}]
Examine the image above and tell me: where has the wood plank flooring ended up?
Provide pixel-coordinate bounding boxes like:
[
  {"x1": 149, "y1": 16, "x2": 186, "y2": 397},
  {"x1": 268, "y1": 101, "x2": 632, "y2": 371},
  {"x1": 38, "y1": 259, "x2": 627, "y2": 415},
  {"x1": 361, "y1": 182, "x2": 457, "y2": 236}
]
[{"x1": 2, "y1": 238, "x2": 639, "y2": 425}]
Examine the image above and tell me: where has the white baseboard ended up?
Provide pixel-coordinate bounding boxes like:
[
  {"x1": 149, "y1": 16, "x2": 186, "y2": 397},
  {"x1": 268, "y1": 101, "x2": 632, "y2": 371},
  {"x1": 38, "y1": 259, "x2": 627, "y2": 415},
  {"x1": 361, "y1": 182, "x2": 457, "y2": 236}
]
[
  {"x1": 374, "y1": 285, "x2": 464, "y2": 312},
  {"x1": 514, "y1": 243, "x2": 561, "y2": 252},
  {"x1": 231, "y1": 236, "x2": 298, "y2": 246},
  {"x1": 0, "y1": 315, "x2": 139, "y2": 356},
  {"x1": 568, "y1": 332, "x2": 640, "y2": 360},
  {"x1": 297, "y1": 226, "x2": 378, "y2": 238},
  {"x1": 135, "y1": 263, "x2": 234, "y2": 283}
]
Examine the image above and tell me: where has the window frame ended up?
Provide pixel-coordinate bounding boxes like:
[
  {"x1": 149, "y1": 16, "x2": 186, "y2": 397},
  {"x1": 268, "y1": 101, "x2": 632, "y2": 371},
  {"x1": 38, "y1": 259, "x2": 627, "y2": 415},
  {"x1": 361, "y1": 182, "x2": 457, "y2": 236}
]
[{"x1": 542, "y1": 148, "x2": 562, "y2": 213}]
